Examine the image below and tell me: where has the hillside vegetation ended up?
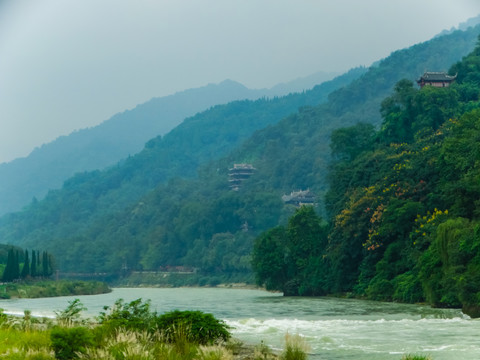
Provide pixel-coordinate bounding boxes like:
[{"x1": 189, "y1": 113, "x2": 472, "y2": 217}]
[
  {"x1": 254, "y1": 36, "x2": 480, "y2": 317},
  {"x1": 0, "y1": 26, "x2": 478, "y2": 286},
  {"x1": 1, "y1": 78, "x2": 331, "y2": 217},
  {"x1": 0, "y1": 68, "x2": 366, "y2": 272}
]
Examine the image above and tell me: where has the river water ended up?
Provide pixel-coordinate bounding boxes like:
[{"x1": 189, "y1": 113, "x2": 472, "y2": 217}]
[{"x1": 0, "y1": 287, "x2": 478, "y2": 359}]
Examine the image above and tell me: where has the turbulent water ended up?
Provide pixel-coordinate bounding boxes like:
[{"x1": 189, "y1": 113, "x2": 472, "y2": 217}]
[{"x1": 1, "y1": 287, "x2": 479, "y2": 359}]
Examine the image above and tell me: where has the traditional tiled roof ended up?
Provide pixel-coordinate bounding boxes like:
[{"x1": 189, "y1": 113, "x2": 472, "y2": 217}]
[
  {"x1": 282, "y1": 189, "x2": 315, "y2": 205},
  {"x1": 417, "y1": 72, "x2": 456, "y2": 82}
]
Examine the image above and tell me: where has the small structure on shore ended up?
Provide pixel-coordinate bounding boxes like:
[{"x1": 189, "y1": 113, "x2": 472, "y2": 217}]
[{"x1": 417, "y1": 71, "x2": 456, "y2": 88}]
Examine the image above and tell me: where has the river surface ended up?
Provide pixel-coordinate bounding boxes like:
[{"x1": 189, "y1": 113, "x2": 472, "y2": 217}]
[{"x1": 0, "y1": 287, "x2": 478, "y2": 359}]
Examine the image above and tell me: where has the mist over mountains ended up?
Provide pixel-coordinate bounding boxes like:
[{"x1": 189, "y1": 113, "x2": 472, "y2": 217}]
[
  {"x1": 0, "y1": 71, "x2": 338, "y2": 216},
  {"x1": 0, "y1": 25, "x2": 478, "y2": 278}
]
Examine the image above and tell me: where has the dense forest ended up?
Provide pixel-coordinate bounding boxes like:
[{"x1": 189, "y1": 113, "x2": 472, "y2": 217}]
[
  {"x1": 0, "y1": 244, "x2": 54, "y2": 282},
  {"x1": 0, "y1": 66, "x2": 365, "y2": 248},
  {"x1": 0, "y1": 26, "x2": 478, "y2": 288},
  {"x1": 253, "y1": 36, "x2": 480, "y2": 317},
  {"x1": 0, "y1": 73, "x2": 356, "y2": 217}
]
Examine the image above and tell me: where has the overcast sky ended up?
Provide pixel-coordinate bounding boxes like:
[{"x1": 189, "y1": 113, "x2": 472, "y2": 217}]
[{"x1": 0, "y1": 0, "x2": 479, "y2": 164}]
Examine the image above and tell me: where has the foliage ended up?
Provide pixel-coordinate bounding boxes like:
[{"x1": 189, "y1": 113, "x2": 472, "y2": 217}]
[
  {"x1": 317, "y1": 35, "x2": 480, "y2": 315},
  {"x1": 0, "y1": 280, "x2": 110, "y2": 299},
  {"x1": 55, "y1": 299, "x2": 87, "y2": 328},
  {"x1": 254, "y1": 340, "x2": 275, "y2": 360},
  {"x1": 252, "y1": 206, "x2": 328, "y2": 296},
  {"x1": 280, "y1": 334, "x2": 309, "y2": 360},
  {"x1": 1, "y1": 247, "x2": 54, "y2": 283},
  {"x1": 0, "y1": 25, "x2": 478, "y2": 290},
  {"x1": 401, "y1": 355, "x2": 432, "y2": 360},
  {"x1": 155, "y1": 310, "x2": 231, "y2": 345},
  {"x1": 50, "y1": 326, "x2": 94, "y2": 359},
  {"x1": 97, "y1": 298, "x2": 156, "y2": 335}
]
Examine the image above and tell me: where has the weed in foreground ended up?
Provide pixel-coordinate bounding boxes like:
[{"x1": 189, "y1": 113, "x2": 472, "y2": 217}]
[
  {"x1": 280, "y1": 333, "x2": 310, "y2": 360},
  {"x1": 254, "y1": 340, "x2": 275, "y2": 360},
  {"x1": 401, "y1": 355, "x2": 432, "y2": 360}
]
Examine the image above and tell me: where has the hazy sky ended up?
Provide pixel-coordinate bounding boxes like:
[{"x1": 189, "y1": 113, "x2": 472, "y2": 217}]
[{"x1": 1, "y1": 0, "x2": 479, "y2": 164}]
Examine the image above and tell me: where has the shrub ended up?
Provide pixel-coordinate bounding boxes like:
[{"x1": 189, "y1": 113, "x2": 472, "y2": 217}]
[
  {"x1": 0, "y1": 308, "x2": 8, "y2": 326},
  {"x1": 254, "y1": 340, "x2": 275, "y2": 360},
  {"x1": 198, "y1": 345, "x2": 233, "y2": 360},
  {"x1": 155, "y1": 310, "x2": 230, "y2": 345},
  {"x1": 401, "y1": 355, "x2": 432, "y2": 360},
  {"x1": 97, "y1": 298, "x2": 156, "y2": 334},
  {"x1": 280, "y1": 334, "x2": 309, "y2": 360},
  {"x1": 50, "y1": 326, "x2": 94, "y2": 360},
  {"x1": 55, "y1": 299, "x2": 87, "y2": 328}
]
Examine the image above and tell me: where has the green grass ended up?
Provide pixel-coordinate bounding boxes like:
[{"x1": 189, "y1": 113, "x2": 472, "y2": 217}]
[
  {"x1": 0, "y1": 328, "x2": 54, "y2": 359},
  {"x1": 0, "y1": 280, "x2": 110, "y2": 299}
]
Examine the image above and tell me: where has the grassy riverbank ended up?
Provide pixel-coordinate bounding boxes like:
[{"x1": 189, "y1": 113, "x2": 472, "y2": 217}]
[
  {"x1": 0, "y1": 280, "x2": 111, "y2": 299},
  {"x1": 115, "y1": 271, "x2": 255, "y2": 288},
  {"x1": 0, "y1": 298, "x2": 281, "y2": 360}
]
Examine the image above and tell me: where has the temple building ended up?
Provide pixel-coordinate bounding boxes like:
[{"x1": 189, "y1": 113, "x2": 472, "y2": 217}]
[
  {"x1": 417, "y1": 71, "x2": 456, "y2": 88},
  {"x1": 229, "y1": 163, "x2": 255, "y2": 191},
  {"x1": 282, "y1": 189, "x2": 316, "y2": 207}
]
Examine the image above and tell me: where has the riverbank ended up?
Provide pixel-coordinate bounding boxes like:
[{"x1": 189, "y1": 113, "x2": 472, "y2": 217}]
[
  {"x1": 0, "y1": 297, "x2": 282, "y2": 360},
  {"x1": 0, "y1": 279, "x2": 111, "y2": 299},
  {"x1": 115, "y1": 271, "x2": 256, "y2": 288}
]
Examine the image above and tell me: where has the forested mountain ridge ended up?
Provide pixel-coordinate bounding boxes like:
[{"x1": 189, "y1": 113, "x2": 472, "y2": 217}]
[
  {"x1": 253, "y1": 36, "x2": 480, "y2": 316},
  {"x1": 0, "y1": 73, "x2": 337, "y2": 217},
  {"x1": 0, "y1": 79, "x2": 257, "y2": 216},
  {"x1": 0, "y1": 26, "x2": 479, "y2": 280},
  {"x1": 0, "y1": 67, "x2": 366, "y2": 251}
]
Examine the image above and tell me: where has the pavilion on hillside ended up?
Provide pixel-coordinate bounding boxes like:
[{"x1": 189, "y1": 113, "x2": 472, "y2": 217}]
[{"x1": 417, "y1": 71, "x2": 456, "y2": 88}]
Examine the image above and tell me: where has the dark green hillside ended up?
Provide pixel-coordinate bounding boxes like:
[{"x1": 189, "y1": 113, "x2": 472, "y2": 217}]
[
  {"x1": 254, "y1": 36, "x2": 480, "y2": 316},
  {"x1": 0, "y1": 26, "x2": 479, "y2": 280},
  {"x1": 0, "y1": 80, "x2": 271, "y2": 216},
  {"x1": 0, "y1": 68, "x2": 365, "y2": 255},
  {"x1": 0, "y1": 75, "x2": 339, "y2": 217}
]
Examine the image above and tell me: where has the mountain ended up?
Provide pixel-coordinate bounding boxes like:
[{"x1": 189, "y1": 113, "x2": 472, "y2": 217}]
[
  {"x1": 0, "y1": 80, "x2": 252, "y2": 215},
  {"x1": 262, "y1": 71, "x2": 340, "y2": 96},
  {"x1": 253, "y1": 35, "x2": 480, "y2": 316},
  {"x1": 0, "y1": 67, "x2": 366, "y2": 256},
  {"x1": 0, "y1": 74, "x2": 335, "y2": 217},
  {"x1": 0, "y1": 26, "x2": 478, "y2": 280}
]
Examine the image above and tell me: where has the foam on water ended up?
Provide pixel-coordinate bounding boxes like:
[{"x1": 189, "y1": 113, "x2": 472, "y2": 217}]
[{"x1": 226, "y1": 316, "x2": 480, "y2": 360}]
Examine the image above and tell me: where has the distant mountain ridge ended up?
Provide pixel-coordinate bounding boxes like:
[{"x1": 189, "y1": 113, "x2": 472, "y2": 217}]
[
  {"x1": 0, "y1": 71, "x2": 338, "y2": 216},
  {"x1": 0, "y1": 25, "x2": 478, "y2": 276}
]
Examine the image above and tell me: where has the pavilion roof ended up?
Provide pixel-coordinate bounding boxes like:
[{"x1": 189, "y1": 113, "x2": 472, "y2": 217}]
[{"x1": 417, "y1": 71, "x2": 456, "y2": 82}]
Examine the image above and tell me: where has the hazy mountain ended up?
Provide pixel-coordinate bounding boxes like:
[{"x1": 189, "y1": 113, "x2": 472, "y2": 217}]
[
  {"x1": 436, "y1": 14, "x2": 480, "y2": 37},
  {"x1": 0, "y1": 73, "x2": 337, "y2": 217},
  {"x1": 262, "y1": 71, "x2": 339, "y2": 96},
  {"x1": 0, "y1": 25, "x2": 478, "y2": 277}
]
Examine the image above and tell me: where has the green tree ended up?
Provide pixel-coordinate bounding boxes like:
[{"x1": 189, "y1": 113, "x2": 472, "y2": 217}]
[
  {"x1": 286, "y1": 206, "x2": 327, "y2": 291},
  {"x1": 21, "y1": 249, "x2": 30, "y2": 279},
  {"x1": 31, "y1": 250, "x2": 37, "y2": 277},
  {"x1": 252, "y1": 206, "x2": 328, "y2": 295},
  {"x1": 252, "y1": 226, "x2": 288, "y2": 291},
  {"x1": 2, "y1": 249, "x2": 14, "y2": 282},
  {"x1": 13, "y1": 250, "x2": 20, "y2": 280},
  {"x1": 379, "y1": 79, "x2": 417, "y2": 144},
  {"x1": 330, "y1": 122, "x2": 376, "y2": 162}
]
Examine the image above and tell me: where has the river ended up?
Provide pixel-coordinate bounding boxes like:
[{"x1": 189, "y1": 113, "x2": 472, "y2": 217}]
[{"x1": 0, "y1": 287, "x2": 478, "y2": 359}]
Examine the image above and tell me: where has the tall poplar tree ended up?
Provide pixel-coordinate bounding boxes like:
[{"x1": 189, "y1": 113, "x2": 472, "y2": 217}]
[
  {"x1": 21, "y1": 250, "x2": 30, "y2": 278},
  {"x1": 2, "y1": 249, "x2": 14, "y2": 282},
  {"x1": 31, "y1": 250, "x2": 37, "y2": 277},
  {"x1": 13, "y1": 250, "x2": 20, "y2": 280}
]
